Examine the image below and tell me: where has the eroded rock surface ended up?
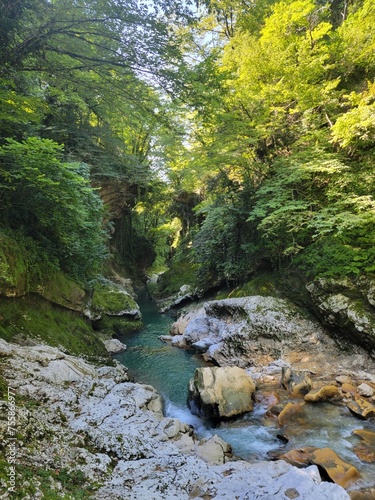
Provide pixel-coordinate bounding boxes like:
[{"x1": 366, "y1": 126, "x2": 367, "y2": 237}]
[
  {"x1": 187, "y1": 366, "x2": 256, "y2": 419},
  {"x1": 167, "y1": 296, "x2": 375, "y2": 375},
  {"x1": 306, "y1": 278, "x2": 375, "y2": 353},
  {"x1": 0, "y1": 338, "x2": 351, "y2": 499}
]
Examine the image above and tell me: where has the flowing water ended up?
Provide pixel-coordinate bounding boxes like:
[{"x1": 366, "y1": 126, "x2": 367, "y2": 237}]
[{"x1": 115, "y1": 293, "x2": 375, "y2": 490}]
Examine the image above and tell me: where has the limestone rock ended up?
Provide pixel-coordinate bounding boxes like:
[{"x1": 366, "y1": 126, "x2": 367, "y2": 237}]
[
  {"x1": 86, "y1": 280, "x2": 141, "y2": 320},
  {"x1": 281, "y1": 367, "x2": 312, "y2": 397},
  {"x1": 347, "y1": 397, "x2": 375, "y2": 420},
  {"x1": 306, "y1": 278, "x2": 375, "y2": 352},
  {"x1": 341, "y1": 383, "x2": 357, "y2": 396},
  {"x1": 172, "y1": 296, "x2": 341, "y2": 370},
  {"x1": 97, "y1": 457, "x2": 350, "y2": 500},
  {"x1": 103, "y1": 339, "x2": 127, "y2": 354},
  {"x1": 311, "y1": 448, "x2": 360, "y2": 488},
  {"x1": 280, "y1": 446, "x2": 360, "y2": 489},
  {"x1": 279, "y1": 446, "x2": 319, "y2": 466},
  {"x1": 0, "y1": 337, "x2": 352, "y2": 500},
  {"x1": 34, "y1": 270, "x2": 86, "y2": 312},
  {"x1": 358, "y1": 383, "x2": 374, "y2": 398},
  {"x1": 157, "y1": 284, "x2": 197, "y2": 313},
  {"x1": 304, "y1": 385, "x2": 343, "y2": 403},
  {"x1": 195, "y1": 435, "x2": 232, "y2": 465},
  {"x1": 353, "y1": 429, "x2": 375, "y2": 463},
  {"x1": 278, "y1": 402, "x2": 304, "y2": 426},
  {"x1": 187, "y1": 366, "x2": 256, "y2": 419}
]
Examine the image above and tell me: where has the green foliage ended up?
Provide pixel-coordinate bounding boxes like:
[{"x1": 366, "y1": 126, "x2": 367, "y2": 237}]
[
  {"x1": 248, "y1": 150, "x2": 375, "y2": 277},
  {"x1": 193, "y1": 199, "x2": 258, "y2": 285},
  {"x1": 0, "y1": 295, "x2": 109, "y2": 360},
  {"x1": 1, "y1": 464, "x2": 96, "y2": 499},
  {"x1": 151, "y1": 251, "x2": 199, "y2": 299},
  {"x1": 0, "y1": 137, "x2": 107, "y2": 281}
]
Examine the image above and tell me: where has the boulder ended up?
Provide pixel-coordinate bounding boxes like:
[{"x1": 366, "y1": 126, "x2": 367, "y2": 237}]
[
  {"x1": 358, "y1": 383, "x2": 374, "y2": 398},
  {"x1": 353, "y1": 429, "x2": 375, "y2": 463},
  {"x1": 195, "y1": 434, "x2": 232, "y2": 465},
  {"x1": 304, "y1": 385, "x2": 343, "y2": 403},
  {"x1": 280, "y1": 446, "x2": 360, "y2": 489},
  {"x1": 311, "y1": 448, "x2": 360, "y2": 488},
  {"x1": 187, "y1": 366, "x2": 256, "y2": 419},
  {"x1": 281, "y1": 367, "x2": 312, "y2": 397},
  {"x1": 173, "y1": 296, "x2": 344, "y2": 371},
  {"x1": 306, "y1": 278, "x2": 375, "y2": 352},
  {"x1": 103, "y1": 339, "x2": 127, "y2": 354},
  {"x1": 278, "y1": 402, "x2": 304, "y2": 426},
  {"x1": 347, "y1": 397, "x2": 375, "y2": 420},
  {"x1": 86, "y1": 280, "x2": 141, "y2": 320}
]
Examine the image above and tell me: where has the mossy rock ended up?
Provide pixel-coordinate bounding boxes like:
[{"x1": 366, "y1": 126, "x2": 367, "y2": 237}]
[
  {"x1": 89, "y1": 280, "x2": 140, "y2": 319},
  {"x1": 0, "y1": 295, "x2": 109, "y2": 360},
  {"x1": 228, "y1": 274, "x2": 280, "y2": 299},
  {"x1": 150, "y1": 260, "x2": 199, "y2": 300},
  {"x1": 94, "y1": 316, "x2": 143, "y2": 336},
  {"x1": 33, "y1": 270, "x2": 86, "y2": 312},
  {"x1": 0, "y1": 233, "x2": 28, "y2": 297}
]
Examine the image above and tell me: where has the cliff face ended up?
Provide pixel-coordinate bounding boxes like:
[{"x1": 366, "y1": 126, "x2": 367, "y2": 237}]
[
  {"x1": 0, "y1": 233, "x2": 142, "y2": 358},
  {"x1": 306, "y1": 277, "x2": 375, "y2": 354}
]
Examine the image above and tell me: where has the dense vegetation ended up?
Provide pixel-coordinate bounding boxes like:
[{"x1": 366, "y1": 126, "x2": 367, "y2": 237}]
[{"x1": 0, "y1": 0, "x2": 374, "y2": 292}]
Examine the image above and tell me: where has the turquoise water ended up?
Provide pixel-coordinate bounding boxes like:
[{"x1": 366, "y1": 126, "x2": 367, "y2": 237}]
[
  {"x1": 114, "y1": 293, "x2": 282, "y2": 457},
  {"x1": 114, "y1": 294, "x2": 375, "y2": 488}
]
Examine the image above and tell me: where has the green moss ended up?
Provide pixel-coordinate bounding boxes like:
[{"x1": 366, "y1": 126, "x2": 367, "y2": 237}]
[
  {"x1": 91, "y1": 281, "x2": 138, "y2": 315},
  {"x1": 0, "y1": 464, "x2": 97, "y2": 499},
  {"x1": 228, "y1": 274, "x2": 280, "y2": 299},
  {"x1": 34, "y1": 270, "x2": 86, "y2": 311},
  {"x1": 0, "y1": 233, "x2": 28, "y2": 296},
  {"x1": 94, "y1": 316, "x2": 143, "y2": 336},
  {"x1": 0, "y1": 295, "x2": 109, "y2": 360},
  {"x1": 0, "y1": 370, "x2": 8, "y2": 399},
  {"x1": 151, "y1": 260, "x2": 199, "y2": 300}
]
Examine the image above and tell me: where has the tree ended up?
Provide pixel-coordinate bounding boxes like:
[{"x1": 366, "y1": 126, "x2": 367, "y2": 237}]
[{"x1": 0, "y1": 137, "x2": 107, "y2": 281}]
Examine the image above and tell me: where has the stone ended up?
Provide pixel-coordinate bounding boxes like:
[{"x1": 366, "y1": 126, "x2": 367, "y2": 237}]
[
  {"x1": 195, "y1": 434, "x2": 232, "y2": 465},
  {"x1": 358, "y1": 383, "x2": 374, "y2": 397},
  {"x1": 304, "y1": 385, "x2": 343, "y2": 403},
  {"x1": 306, "y1": 278, "x2": 375, "y2": 353},
  {"x1": 278, "y1": 402, "x2": 304, "y2": 426},
  {"x1": 341, "y1": 383, "x2": 357, "y2": 396},
  {"x1": 311, "y1": 448, "x2": 360, "y2": 488},
  {"x1": 336, "y1": 375, "x2": 352, "y2": 385},
  {"x1": 281, "y1": 367, "x2": 312, "y2": 397},
  {"x1": 353, "y1": 429, "x2": 375, "y2": 462},
  {"x1": 86, "y1": 280, "x2": 141, "y2": 320},
  {"x1": 255, "y1": 391, "x2": 280, "y2": 410},
  {"x1": 280, "y1": 446, "x2": 360, "y2": 489},
  {"x1": 187, "y1": 366, "x2": 256, "y2": 419},
  {"x1": 34, "y1": 270, "x2": 86, "y2": 312},
  {"x1": 279, "y1": 446, "x2": 318, "y2": 467},
  {"x1": 350, "y1": 487, "x2": 375, "y2": 499},
  {"x1": 353, "y1": 429, "x2": 375, "y2": 446},
  {"x1": 172, "y1": 296, "x2": 355, "y2": 375},
  {"x1": 103, "y1": 339, "x2": 127, "y2": 354},
  {"x1": 347, "y1": 397, "x2": 375, "y2": 420}
]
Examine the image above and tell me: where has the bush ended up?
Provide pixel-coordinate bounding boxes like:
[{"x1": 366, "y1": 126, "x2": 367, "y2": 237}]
[{"x1": 0, "y1": 137, "x2": 108, "y2": 281}]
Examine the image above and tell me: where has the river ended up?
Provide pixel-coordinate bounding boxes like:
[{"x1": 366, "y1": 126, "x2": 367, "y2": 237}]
[{"x1": 114, "y1": 294, "x2": 375, "y2": 489}]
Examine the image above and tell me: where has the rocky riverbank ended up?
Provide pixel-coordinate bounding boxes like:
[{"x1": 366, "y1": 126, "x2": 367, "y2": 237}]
[{"x1": 0, "y1": 337, "x2": 351, "y2": 499}]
